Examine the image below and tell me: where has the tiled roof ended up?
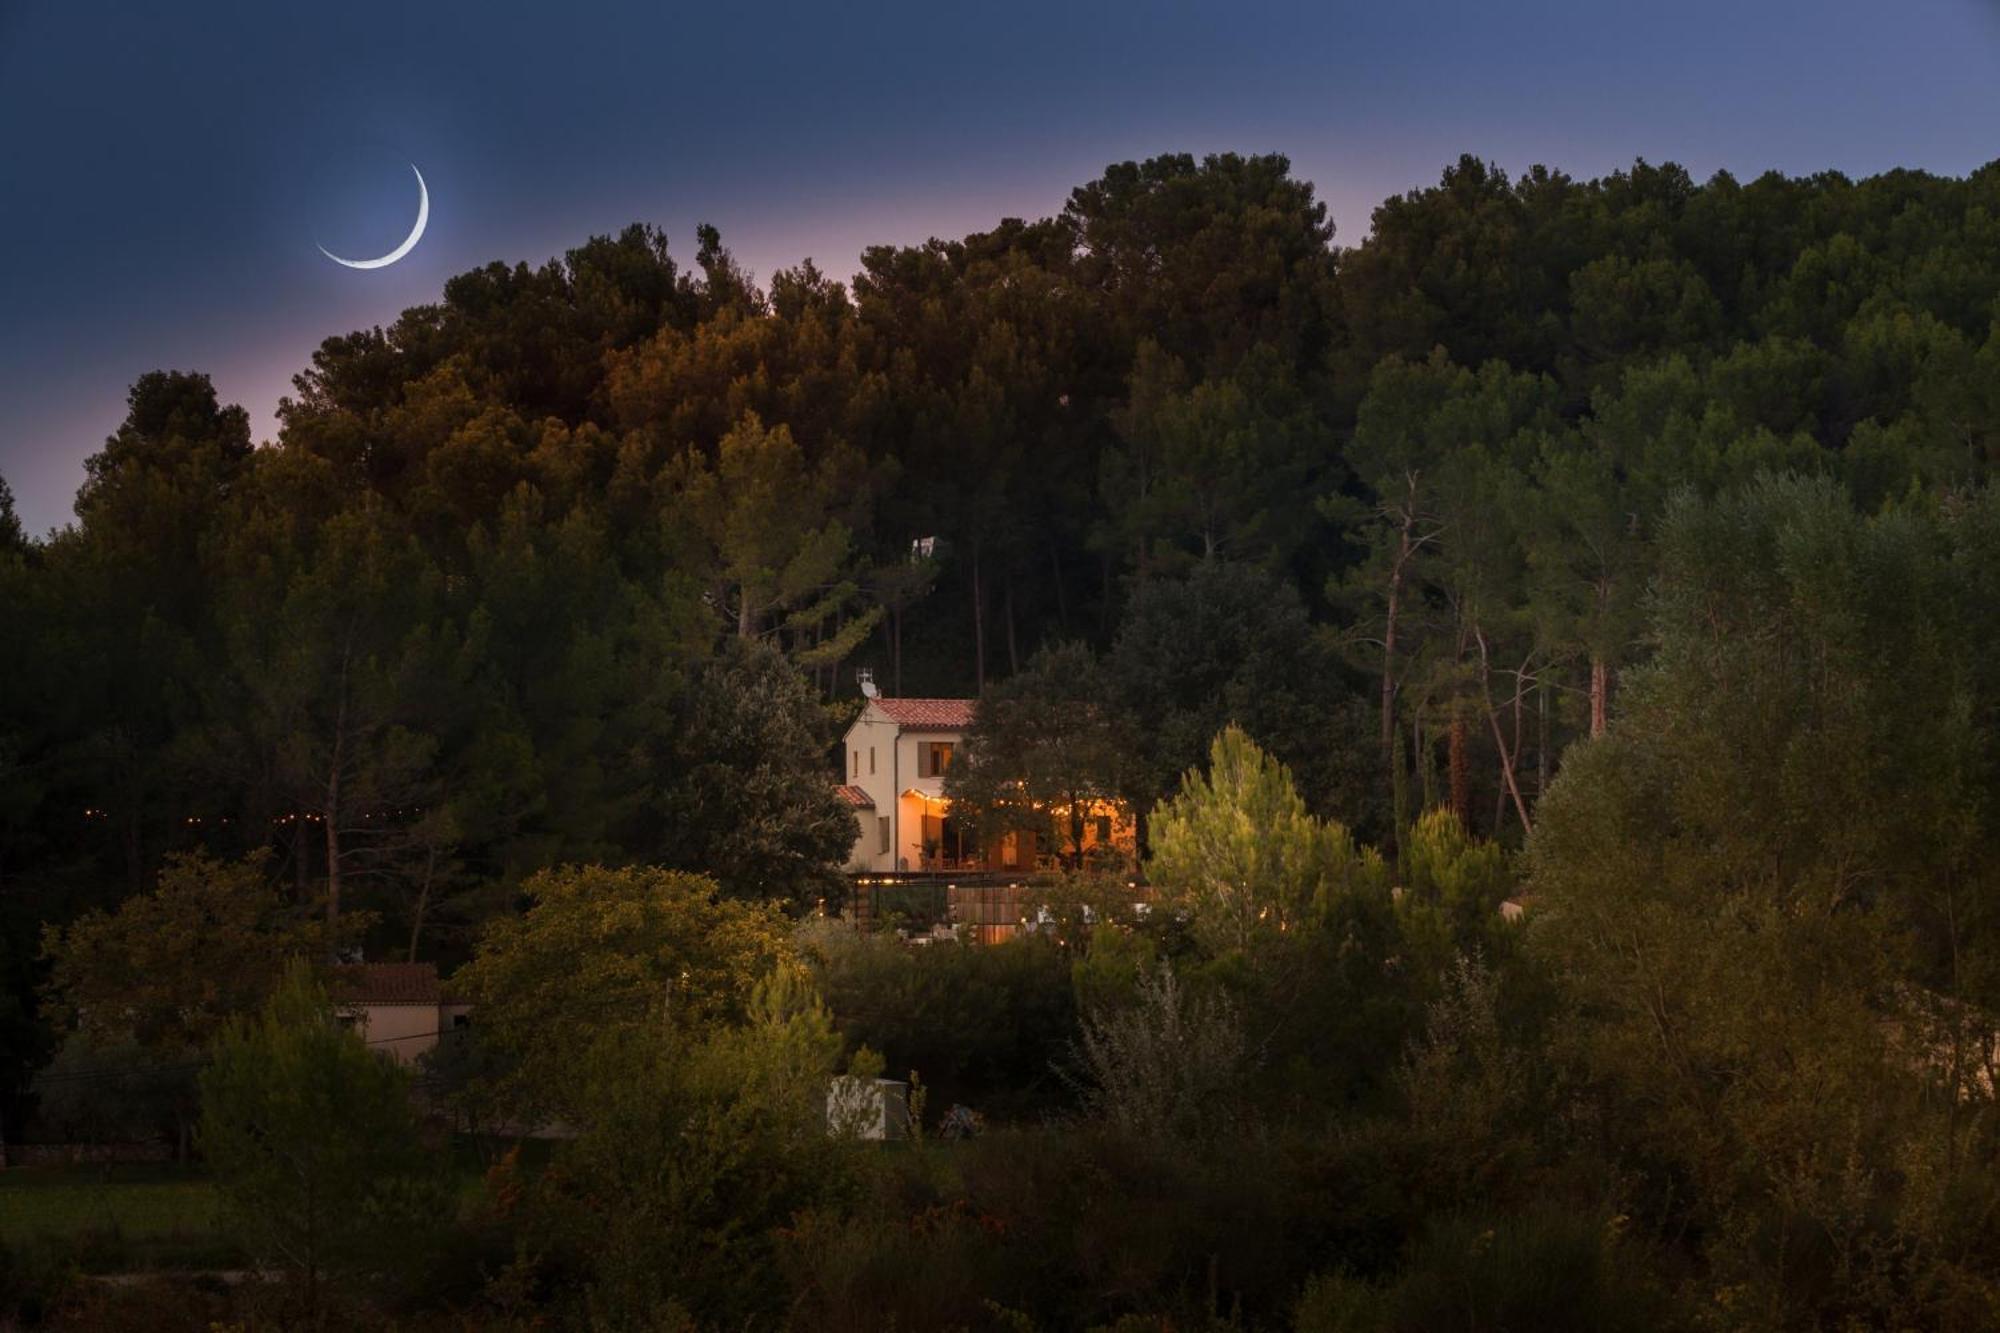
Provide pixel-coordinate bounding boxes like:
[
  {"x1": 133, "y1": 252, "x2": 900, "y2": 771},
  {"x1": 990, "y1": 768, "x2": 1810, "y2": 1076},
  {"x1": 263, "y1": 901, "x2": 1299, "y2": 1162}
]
[
  {"x1": 332, "y1": 962, "x2": 441, "y2": 1005},
  {"x1": 835, "y1": 784, "x2": 875, "y2": 807},
  {"x1": 873, "y1": 697, "x2": 975, "y2": 729}
]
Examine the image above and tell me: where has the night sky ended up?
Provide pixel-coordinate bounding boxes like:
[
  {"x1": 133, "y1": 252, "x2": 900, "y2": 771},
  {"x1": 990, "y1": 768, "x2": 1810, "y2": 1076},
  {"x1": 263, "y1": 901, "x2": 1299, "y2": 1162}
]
[{"x1": 3, "y1": 0, "x2": 1997, "y2": 536}]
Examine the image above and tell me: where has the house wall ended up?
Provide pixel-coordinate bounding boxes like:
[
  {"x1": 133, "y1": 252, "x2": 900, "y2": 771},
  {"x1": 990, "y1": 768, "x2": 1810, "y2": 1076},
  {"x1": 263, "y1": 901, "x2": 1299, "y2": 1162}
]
[
  {"x1": 842, "y1": 704, "x2": 902, "y2": 871},
  {"x1": 840, "y1": 703, "x2": 966, "y2": 872},
  {"x1": 896, "y1": 727, "x2": 951, "y2": 868},
  {"x1": 352, "y1": 1002, "x2": 445, "y2": 1065}
]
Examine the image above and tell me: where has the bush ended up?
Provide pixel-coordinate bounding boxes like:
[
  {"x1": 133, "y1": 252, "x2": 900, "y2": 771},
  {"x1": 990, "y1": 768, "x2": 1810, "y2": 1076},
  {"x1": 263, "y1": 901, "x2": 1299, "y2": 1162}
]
[
  {"x1": 810, "y1": 930, "x2": 1079, "y2": 1121},
  {"x1": 1295, "y1": 1205, "x2": 1683, "y2": 1333},
  {"x1": 509, "y1": 967, "x2": 863, "y2": 1329},
  {"x1": 1072, "y1": 963, "x2": 1251, "y2": 1142},
  {"x1": 198, "y1": 959, "x2": 450, "y2": 1319}
]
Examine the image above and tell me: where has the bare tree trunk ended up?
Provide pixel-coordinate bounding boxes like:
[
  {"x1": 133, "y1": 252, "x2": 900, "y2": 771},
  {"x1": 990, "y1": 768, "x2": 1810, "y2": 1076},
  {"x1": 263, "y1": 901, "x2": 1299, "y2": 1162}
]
[
  {"x1": 1050, "y1": 544, "x2": 1069, "y2": 631},
  {"x1": 1100, "y1": 552, "x2": 1113, "y2": 634},
  {"x1": 892, "y1": 606, "x2": 904, "y2": 696},
  {"x1": 971, "y1": 543, "x2": 986, "y2": 694},
  {"x1": 323, "y1": 784, "x2": 341, "y2": 941},
  {"x1": 121, "y1": 758, "x2": 144, "y2": 895},
  {"x1": 1381, "y1": 510, "x2": 1412, "y2": 783},
  {"x1": 407, "y1": 844, "x2": 437, "y2": 962},
  {"x1": 325, "y1": 646, "x2": 349, "y2": 943},
  {"x1": 1005, "y1": 579, "x2": 1019, "y2": 675},
  {"x1": 738, "y1": 590, "x2": 755, "y2": 639},
  {"x1": 1413, "y1": 712, "x2": 1432, "y2": 812},
  {"x1": 1475, "y1": 628, "x2": 1534, "y2": 834},
  {"x1": 1448, "y1": 715, "x2": 1469, "y2": 823},
  {"x1": 1590, "y1": 654, "x2": 1609, "y2": 738},
  {"x1": 1537, "y1": 674, "x2": 1549, "y2": 798},
  {"x1": 1380, "y1": 480, "x2": 1425, "y2": 820}
]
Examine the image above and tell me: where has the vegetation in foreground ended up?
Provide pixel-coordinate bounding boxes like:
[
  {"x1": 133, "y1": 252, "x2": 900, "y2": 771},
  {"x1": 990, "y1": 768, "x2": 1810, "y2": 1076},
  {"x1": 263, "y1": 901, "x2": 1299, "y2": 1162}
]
[{"x1": 7, "y1": 147, "x2": 2000, "y2": 1327}]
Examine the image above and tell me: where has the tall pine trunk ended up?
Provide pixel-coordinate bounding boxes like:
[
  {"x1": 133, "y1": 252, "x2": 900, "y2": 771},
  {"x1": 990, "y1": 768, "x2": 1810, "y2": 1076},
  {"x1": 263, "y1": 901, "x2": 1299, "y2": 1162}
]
[
  {"x1": 971, "y1": 542, "x2": 986, "y2": 694},
  {"x1": 1590, "y1": 654, "x2": 1609, "y2": 738},
  {"x1": 1005, "y1": 579, "x2": 1019, "y2": 675},
  {"x1": 324, "y1": 649, "x2": 349, "y2": 946},
  {"x1": 1050, "y1": 544, "x2": 1069, "y2": 631},
  {"x1": 407, "y1": 844, "x2": 438, "y2": 962},
  {"x1": 1537, "y1": 675, "x2": 1550, "y2": 797},
  {"x1": 1380, "y1": 484, "x2": 1425, "y2": 846},
  {"x1": 1448, "y1": 715, "x2": 1469, "y2": 823},
  {"x1": 1475, "y1": 628, "x2": 1534, "y2": 834}
]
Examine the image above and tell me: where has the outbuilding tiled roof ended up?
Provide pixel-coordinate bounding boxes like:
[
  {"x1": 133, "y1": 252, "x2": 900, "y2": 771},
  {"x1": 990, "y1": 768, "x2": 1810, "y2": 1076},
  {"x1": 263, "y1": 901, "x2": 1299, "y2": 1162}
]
[
  {"x1": 835, "y1": 784, "x2": 875, "y2": 807},
  {"x1": 332, "y1": 962, "x2": 441, "y2": 1005},
  {"x1": 873, "y1": 697, "x2": 975, "y2": 729}
]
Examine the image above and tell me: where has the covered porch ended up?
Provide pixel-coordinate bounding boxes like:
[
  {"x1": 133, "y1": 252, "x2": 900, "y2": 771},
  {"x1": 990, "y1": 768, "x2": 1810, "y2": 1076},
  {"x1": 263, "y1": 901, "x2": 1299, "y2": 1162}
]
[{"x1": 898, "y1": 788, "x2": 1039, "y2": 872}]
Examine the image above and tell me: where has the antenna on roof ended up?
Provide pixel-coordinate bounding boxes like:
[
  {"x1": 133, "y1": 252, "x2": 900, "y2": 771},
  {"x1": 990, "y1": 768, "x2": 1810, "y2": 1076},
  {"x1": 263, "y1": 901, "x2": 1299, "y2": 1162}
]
[{"x1": 856, "y1": 667, "x2": 880, "y2": 700}]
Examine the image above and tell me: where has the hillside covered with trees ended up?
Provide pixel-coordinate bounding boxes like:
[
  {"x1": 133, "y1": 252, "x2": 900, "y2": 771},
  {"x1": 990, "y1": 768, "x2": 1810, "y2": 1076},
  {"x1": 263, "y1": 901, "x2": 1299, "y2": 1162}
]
[{"x1": 8, "y1": 150, "x2": 2000, "y2": 1328}]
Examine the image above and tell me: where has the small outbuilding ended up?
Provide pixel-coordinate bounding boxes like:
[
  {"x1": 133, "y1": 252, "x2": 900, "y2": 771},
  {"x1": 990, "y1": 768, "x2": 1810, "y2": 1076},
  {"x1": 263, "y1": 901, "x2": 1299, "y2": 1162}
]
[{"x1": 331, "y1": 962, "x2": 471, "y2": 1065}]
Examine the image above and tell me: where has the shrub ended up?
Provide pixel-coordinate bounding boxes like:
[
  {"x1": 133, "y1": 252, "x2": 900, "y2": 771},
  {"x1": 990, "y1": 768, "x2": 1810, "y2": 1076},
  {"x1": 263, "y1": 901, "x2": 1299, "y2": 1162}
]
[
  {"x1": 198, "y1": 959, "x2": 450, "y2": 1319},
  {"x1": 1072, "y1": 963, "x2": 1251, "y2": 1142},
  {"x1": 810, "y1": 929, "x2": 1079, "y2": 1121},
  {"x1": 1294, "y1": 1205, "x2": 1683, "y2": 1332}
]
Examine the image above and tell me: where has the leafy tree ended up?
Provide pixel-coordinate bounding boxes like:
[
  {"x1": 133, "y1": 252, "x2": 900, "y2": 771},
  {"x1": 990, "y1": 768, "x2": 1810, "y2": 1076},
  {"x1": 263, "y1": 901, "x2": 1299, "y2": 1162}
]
[
  {"x1": 1330, "y1": 352, "x2": 1555, "y2": 839},
  {"x1": 40, "y1": 850, "x2": 325, "y2": 1048},
  {"x1": 1148, "y1": 726, "x2": 1387, "y2": 956},
  {"x1": 1065, "y1": 151, "x2": 1338, "y2": 373},
  {"x1": 1393, "y1": 808, "x2": 1517, "y2": 970},
  {"x1": 455, "y1": 486, "x2": 702, "y2": 875},
  {"x1": 0, "y1": 473, "x2": 22, "y2": 552},
  {"x1": 665, "y1": 411, "x2": 878, "y2": 663},
  {"x1": 48, "y1": 372, "x2": 252, "y2": 894},
  {"x1": 947, "y1": 642, "x2": 1128, "y2": 867},
  {"x1": 29, "y1": 1036, "x2": 196, "y2": 1145},
  {"x1": 1107, "y1": 558, "x2": 1372, "y2": 830},
  {"x1": 451, "y1": 863, "x2": 790, "y2": 1121},
  {"x1": 200, "y1": 498, "x2": 457, "y2": 932},
  {"x1": 1528, "y1": 475, "x2": 2000, "y2": 1327},
  {"x1": 38, "y1": 850, "x2": 340, "y2": 1154},
  {"x1": 512, "y1": 966, "x2": 858, "y2": 1329},
  {"x1": 1101, "y1": 344, "x2": 1328, "y2": 574},
  {"x1": 199, "y1": 959, "x2": 448, "y2": 1317},
  {"x1": 647, "y1": 638, "x2": 858, "y2": 912}
]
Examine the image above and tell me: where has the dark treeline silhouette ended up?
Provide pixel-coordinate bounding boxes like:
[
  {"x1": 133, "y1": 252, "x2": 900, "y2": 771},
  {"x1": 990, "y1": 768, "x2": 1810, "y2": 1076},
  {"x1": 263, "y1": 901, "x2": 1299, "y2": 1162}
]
[{"x1": 9, "y1": 151, "x2": 2000, "y2": 1328}]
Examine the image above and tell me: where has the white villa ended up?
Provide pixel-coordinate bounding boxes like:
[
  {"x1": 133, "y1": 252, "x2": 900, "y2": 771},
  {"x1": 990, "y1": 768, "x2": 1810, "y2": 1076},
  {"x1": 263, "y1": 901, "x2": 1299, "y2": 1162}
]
[
  {"x1": 836, "y1": 694, "x2": 1020, "y2": 873},
  {"x1": 835, "y1": 689, "x2": 1134, "y2": 874}
]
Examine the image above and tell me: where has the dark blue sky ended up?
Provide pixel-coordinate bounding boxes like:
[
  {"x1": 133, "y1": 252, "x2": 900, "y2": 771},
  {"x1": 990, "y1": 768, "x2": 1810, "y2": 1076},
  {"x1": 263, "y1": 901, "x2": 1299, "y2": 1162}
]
[{"x1": 3, "y1": 0, "x2": 1997, "y2": 535}]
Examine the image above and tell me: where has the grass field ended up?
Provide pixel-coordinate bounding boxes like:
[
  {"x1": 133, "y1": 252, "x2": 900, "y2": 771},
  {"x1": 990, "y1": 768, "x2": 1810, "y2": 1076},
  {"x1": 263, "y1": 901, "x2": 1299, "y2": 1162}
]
[
  {"x1": 0, "y1": 1145, "x2": 507, "y2": 1275},
  {"x1": 0, "y1": 1164, "x2": 238, "y2": 1270}
]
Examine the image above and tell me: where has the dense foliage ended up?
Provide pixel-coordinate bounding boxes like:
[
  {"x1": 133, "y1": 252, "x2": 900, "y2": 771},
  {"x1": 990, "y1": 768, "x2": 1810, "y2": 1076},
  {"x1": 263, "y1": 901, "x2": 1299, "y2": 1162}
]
[{"x1": 11, "y1": 147, "x2": 2000, "y2": 1327}]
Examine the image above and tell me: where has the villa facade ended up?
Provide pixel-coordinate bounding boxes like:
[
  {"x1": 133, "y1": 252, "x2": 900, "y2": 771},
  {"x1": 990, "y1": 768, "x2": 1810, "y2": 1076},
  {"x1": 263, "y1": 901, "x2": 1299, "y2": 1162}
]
[{"x1": 836, "y1": 694, "x2": 1133, "y2": 874}]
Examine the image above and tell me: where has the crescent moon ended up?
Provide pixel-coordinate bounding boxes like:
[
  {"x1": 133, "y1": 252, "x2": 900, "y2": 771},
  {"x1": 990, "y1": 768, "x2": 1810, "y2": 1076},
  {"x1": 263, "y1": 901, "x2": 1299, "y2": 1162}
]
[{"x1": 318, "y1": 163, "x2": 428, "y2": 270}]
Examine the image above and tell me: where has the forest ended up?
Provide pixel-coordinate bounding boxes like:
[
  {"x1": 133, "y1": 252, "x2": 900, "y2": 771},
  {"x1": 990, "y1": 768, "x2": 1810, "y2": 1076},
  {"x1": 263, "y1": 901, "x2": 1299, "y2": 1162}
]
[{"x1": 5, "y1": 150, "x2": 2000, "y2": 1328}]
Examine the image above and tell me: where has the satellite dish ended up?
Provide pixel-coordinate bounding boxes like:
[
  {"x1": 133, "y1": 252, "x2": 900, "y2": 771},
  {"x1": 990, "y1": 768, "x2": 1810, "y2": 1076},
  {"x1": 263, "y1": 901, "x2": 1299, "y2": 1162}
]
[{"x1": 857, "y1": 668, "x2": 880, "y2": 699}]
